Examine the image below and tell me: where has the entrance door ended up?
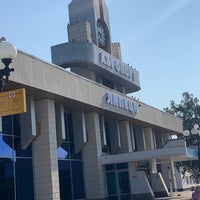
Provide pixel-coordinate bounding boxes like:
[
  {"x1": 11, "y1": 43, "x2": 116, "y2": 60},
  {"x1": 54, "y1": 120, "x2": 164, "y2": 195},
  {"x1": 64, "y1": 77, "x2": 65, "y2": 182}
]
[{"x1": 106, "y1": 170, "x2": 131, "y2": 200}]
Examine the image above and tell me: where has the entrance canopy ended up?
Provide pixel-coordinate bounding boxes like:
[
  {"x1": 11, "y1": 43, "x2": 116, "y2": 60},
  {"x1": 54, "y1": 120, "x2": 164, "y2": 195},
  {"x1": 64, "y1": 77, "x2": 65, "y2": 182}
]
[{"x1": 101, "y1": 139, "x2": 197, "y2": 165}]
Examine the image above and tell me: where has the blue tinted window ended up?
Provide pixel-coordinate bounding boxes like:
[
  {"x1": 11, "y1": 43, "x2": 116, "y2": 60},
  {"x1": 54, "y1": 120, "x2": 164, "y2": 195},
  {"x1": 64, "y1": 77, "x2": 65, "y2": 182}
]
[
  {"x1": 2, "y1": 115, "x2": 20, "y2": 136},
  {"x1": 16, "y1": 158, "x2": 34, "y2": 200},
  {"x1": 116, "y1": 163, "x2": 128, "y2": 170},
  {"x1": 118, "y1": 171, "x2": 130, "y2": 194},
  {"x1": 106, "y1": 172, "x2": 117, "y2": 195},
  {"x1": 71, "y1": 161, "x2": 85, "y2": 199},
  {"x1": 2, "y1": 116, "x2": 13, "y2": 136},
  {"x1": 0, "y1": 115, "x2": 34, "y2": 200},
  {"x1": 105, "y1": 164, "x2": 115, "y2": 171},
  {"x1": 16, "y1": 144, "x2": 32, "y2": 158},
  {"x1": 0, "y1": 158, "x2": 15, "y2": 199},
  {"x1": 58, "y1": 112, "x2": 85, "y2": 199},
  {"x1": 58, "y1": 160, "x2": 72, "y2": 200}
]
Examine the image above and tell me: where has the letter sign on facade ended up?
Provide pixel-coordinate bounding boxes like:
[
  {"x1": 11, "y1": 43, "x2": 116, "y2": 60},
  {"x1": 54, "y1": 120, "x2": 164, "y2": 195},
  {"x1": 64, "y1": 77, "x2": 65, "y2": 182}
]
[{"x1": 105, "y1": 92, "x2": 138, "y2": 114}]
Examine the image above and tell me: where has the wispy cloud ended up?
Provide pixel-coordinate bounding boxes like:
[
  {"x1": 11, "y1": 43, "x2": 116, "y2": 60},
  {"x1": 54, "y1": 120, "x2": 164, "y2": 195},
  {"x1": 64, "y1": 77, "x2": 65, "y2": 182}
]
[{"x1": 131, "y1": 0, "x2": 192, "y2": 43}]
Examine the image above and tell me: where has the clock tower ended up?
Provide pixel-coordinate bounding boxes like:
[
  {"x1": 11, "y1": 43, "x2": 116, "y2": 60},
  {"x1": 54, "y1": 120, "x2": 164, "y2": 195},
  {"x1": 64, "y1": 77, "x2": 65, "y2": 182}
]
[
  {"x1": 51, "y1": 0, "x2": 141, "y2": 94},
  {"x1": 68, "y1": 0, "x2": 111, "y2": 53}
]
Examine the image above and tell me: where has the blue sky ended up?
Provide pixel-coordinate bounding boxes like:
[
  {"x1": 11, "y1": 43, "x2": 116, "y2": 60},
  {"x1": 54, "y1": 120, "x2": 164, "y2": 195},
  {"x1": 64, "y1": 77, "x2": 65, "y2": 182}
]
[{"x1": 1, "y1": 0, "x2": 199, "y2": 110}]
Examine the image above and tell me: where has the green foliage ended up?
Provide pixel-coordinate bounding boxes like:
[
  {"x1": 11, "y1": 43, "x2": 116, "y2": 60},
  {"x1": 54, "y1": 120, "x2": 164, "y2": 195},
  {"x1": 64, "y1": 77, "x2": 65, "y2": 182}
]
[{"x1": 164, "y1": 92, "x2": 200, "y2": 177}]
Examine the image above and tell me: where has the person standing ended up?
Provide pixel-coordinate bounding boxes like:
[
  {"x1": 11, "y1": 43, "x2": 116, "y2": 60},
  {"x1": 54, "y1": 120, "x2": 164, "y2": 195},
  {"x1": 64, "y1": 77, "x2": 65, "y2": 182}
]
[{"x1": 192, "y1": 185, "x2": 200, "y2": 200}]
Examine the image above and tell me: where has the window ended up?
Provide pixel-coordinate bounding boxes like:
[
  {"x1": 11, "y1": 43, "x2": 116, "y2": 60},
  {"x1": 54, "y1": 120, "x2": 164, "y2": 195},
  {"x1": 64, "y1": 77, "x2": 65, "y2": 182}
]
[
  {"x1": 57, "y1": 112, "x2": 85, "y2": 200},
  {"x1": 1, "y1": 115, "x2": 34, "y2": 200}
]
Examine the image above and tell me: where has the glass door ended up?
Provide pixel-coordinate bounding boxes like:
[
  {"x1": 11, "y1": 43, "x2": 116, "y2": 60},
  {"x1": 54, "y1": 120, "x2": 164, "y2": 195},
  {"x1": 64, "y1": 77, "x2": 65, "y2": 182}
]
[
  {"x1": 106, "y1": 172, "x2": 118, "y2": 200},
  {"x1": 118, "y1": 171, "x2": 131, "y2": 200},
  {"x1": 106, "y1": 169, "x2": 130, "y2": 200}
]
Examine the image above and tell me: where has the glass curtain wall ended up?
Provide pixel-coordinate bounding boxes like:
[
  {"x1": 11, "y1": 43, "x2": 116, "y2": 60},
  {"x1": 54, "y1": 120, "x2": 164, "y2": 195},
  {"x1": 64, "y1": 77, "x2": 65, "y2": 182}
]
[
  {"x1": 0, "y1": 112, "x2": 85, "y2": 200},
  {"x1": 0, "y1": 115, "x2": 34, "y2": 200},
  {"x1": 58, "y1": 112, "x2": 85, "y2": 200}
]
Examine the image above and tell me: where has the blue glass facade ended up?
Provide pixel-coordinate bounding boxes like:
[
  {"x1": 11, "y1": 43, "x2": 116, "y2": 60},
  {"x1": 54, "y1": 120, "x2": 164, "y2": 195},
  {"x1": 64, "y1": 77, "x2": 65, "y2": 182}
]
[
  {"x1": 58, "y1": 113, "x2": 85, "y2": 200},
  {"x1": 0, "y1": 113, "x2": 85, "y2": 200},
  {"x1": 0, "y1": 115, "x2": 34, "y2": 200}
]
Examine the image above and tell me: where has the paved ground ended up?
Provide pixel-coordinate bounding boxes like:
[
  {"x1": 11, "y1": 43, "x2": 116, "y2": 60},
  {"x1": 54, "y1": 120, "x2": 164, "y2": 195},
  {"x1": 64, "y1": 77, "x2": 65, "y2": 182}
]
[{"x1": 155, "y1": 190, "x2": 192, "y2": 200}]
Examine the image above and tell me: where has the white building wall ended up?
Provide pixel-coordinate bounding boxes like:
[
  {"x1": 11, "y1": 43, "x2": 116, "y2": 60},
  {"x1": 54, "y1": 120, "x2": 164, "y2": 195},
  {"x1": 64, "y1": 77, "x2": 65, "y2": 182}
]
[{"x1": 82, "y1": 112, "x2": 106, "y2": 200}]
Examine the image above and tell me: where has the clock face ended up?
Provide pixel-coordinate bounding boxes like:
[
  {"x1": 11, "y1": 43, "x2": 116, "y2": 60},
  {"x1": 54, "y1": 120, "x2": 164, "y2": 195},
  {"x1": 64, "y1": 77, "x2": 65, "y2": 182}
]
[{"x1": 97, "y1": 21, "x2": 106, "y2": 47}]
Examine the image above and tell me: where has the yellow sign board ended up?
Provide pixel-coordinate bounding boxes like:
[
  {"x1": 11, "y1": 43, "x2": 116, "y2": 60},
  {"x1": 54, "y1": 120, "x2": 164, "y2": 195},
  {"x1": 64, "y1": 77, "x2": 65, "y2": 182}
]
[{"x1": 0, "y1": 88, "x2": 27, "y2": 116}]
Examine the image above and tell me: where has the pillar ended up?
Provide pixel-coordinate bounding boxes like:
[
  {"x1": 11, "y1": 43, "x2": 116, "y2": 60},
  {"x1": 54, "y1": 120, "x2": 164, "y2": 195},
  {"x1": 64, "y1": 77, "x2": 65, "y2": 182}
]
[
  {"x1": 118, "y1": 120, "x2": 133, "y2": 153},
  {"x1": 82, "y1": 112, "x2": 106, "y2": 200},
  {"x1": 169, "y1": 159, "x2": 177, "y2": 192},
  {"x1": 32, "y1": 99, "x2": 60, "y2": 200},
  {"x1": 144, "y1": 127, "x2": 154, "y2": 150},
  {"x1": 161, "y1": 161, "x2": 177, "y2": 192}
]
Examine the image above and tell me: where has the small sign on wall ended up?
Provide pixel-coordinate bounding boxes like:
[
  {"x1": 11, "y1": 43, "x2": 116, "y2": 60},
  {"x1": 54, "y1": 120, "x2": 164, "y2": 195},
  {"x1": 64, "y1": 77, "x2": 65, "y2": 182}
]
[{"x1": 0, "y1": 88, "x2": 27, "y2": 116}]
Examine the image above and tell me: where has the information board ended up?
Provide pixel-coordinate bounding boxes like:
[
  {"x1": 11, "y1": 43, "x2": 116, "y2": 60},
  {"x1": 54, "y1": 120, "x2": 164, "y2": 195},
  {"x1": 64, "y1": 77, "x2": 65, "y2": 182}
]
[{"x1": 0, "y1": 88, "x2": 26, "y2": 116}]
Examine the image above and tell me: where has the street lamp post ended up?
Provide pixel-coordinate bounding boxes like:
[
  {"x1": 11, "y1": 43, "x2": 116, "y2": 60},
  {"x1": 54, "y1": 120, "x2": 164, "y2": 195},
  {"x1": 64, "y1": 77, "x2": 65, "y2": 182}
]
[
  {"x1": 0, "y1": 37, "x2": 17, "y2": 92},
  {"x1": 183, "y1": 124, "x2": 200, "y2": 172}
]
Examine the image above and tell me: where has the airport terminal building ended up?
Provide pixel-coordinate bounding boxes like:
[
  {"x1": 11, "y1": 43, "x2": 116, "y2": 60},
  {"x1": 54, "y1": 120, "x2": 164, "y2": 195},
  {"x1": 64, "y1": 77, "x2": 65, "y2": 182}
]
[{"x1": 0, "y1": 0, "x2": 196, "y2": 200}]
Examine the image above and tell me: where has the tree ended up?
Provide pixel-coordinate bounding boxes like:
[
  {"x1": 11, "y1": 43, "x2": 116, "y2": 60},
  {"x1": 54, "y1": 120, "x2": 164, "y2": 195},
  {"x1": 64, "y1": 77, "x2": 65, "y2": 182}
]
[{"x1": 164, "y1": 92, "x2": 200, "y2": 178}]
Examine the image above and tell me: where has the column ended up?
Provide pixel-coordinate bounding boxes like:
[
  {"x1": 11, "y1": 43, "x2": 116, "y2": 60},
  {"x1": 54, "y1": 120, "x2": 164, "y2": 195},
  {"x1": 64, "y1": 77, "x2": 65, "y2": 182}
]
[
  {"x1": 83, "y1": 112, "x2": 106, "y2": 200},
  {"x1": 118, "y1": 121, "x2": 133, "y2": 153},
  {"x1": 161, "y1": 161, "x2": 177, "y2": 192},
  {"x1": 143, "y1": 128, "x2": 158, "y2": 172},
  {"x1": 144, "y1": 127, "x2": 154, "y2": 150},
  {"x1": 169, "y1": 159, "x2": 177, "y2": 192},
  {"x1": 32, "y1": 99, "x2": 60, "y2": 200}
]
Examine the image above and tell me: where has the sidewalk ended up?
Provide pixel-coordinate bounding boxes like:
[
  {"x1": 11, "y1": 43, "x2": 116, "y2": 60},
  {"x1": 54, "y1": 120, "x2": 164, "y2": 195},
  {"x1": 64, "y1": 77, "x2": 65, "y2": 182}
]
[{"x1": 155, "y1": 190, "x2": 192, "y2": 200}]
